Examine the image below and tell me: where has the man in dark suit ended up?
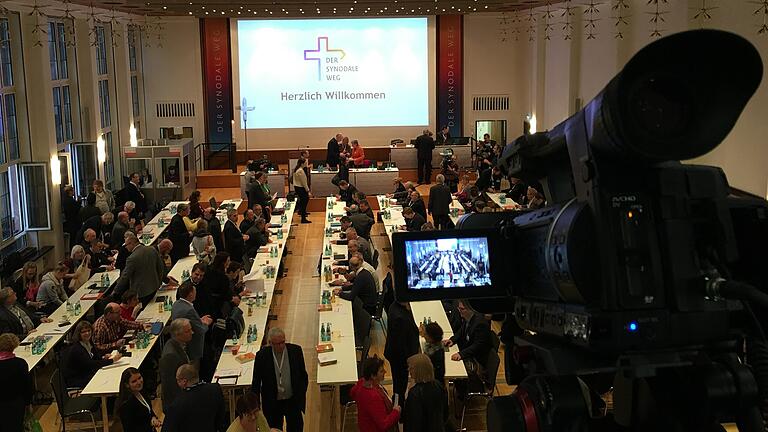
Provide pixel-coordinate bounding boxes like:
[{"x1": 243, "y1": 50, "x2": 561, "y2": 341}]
[
  {"x1": 251, "y1": 327, "x2": 309, "y2": 432},
  {"x1": 407, "y1": 191, "x2": 428, "y2": 221},
  {"x1": 476, "y1": 166, "x2": 503, "y2": 193},
  {"x1": 110, "y1": 212, "x2": 130, "y2": 249},
  {"x1": 443, "y1": 299, "x2": 493, "y2": 365},
  {"x1": 77, "y1": 212, "x2": 113, "y2": 245},
  {"x1": 121, "y1": 173, "x2": 147, "y2": 218},
  {"x1": 336, "y1": 180, "x2": 358, "y2": 207},
  {"x1": 429, "y1": 174, "x2": 453, "y2": 230},
  {"x1": 436, "y1": 125, "x2": 450, "y2": 145},
  {"x1": 162, "y1": 364, "x2": 227, "y2": 432},
  {"x1": 167, "y1": 203, "x2": 192, "y2": 265},
  {"x1": 223, "y1": 209, "x2": 246, "y2": 263},
  {"x1": 160, "y1": 318, "x2": 192, "y2": 413},
  {"x1": 239, "y1": 209, "x2": 256, "y2": 234},
  {"x1": 506, "y1": 177, "x2": 528, "y2": 204},
  {"x1": 415, "y1": 129, "x2": 435, "y2": 184},
  {"x1": 384, "y1": 301, "x2": 420, "y2": 403},
  {"x1": 114, "y1": 234, "x2": 165, "y2": 307},
  {"x1": 333, "y1": 256, "x2": 377, "y2": 315},
  {"x1": 171, "y1": 268, "x2": 213, "y2": 370},
  {"x1": 248, "y1": 172, "x2": 273, "y2": 219},
  {"x1": 402, "y1": 207, "x2": 426, "y2": 232},
  {"x1": 326, "y1": 133, "x2": 343, "y2": 169}
]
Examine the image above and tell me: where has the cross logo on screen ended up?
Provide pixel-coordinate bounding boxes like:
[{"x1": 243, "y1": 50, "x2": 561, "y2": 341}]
[{"x1": 303, "y1": 36, "x2": 347, "y2": 81}]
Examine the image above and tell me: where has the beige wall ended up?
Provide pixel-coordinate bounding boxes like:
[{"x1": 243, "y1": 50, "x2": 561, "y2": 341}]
[
  {"x1": 517, "y1": 0, "x2": 768, "y2": 196},
  {"x1": 142, "y1": 17, "x2": 205, "y2": 145}
]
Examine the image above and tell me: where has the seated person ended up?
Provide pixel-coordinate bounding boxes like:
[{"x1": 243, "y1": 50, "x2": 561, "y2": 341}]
[
  {"x1": 442, "y1": 300, "x2": 493, "y2": 365},
  {"x1": 406, "y1": 191, "x2": 427, "y2": 221},
  {"x1": 119, "y1": 292, "x2": 142, "y2": 321},
  {"x1": 165, "y1": 165, "x2": 180, "y2": 184},
  {"x1": 13, "y1": 262, "x2": 43, "y2": 312},
  {"x1": 332, "y1": 251, "x2": 380, "y2": 293},
  {"x1": 245, "y1": 218, "x2": 271, "y2": 259},
  {"x1": 527, "y1": 186, "x2": 546, "y2": 209},
  {"x1": 85, "y1": 239, "x2": 115, "y2": 277},
  {"x1": 332, "y1": 256, "x2": 378, "y2": 315},
  {"x1": 332, "y1": 238, "x2": 373, "y2": 268},
  {"x1": 358, "y1": 199, "x2": 375, "y2": 220},
  {"x1": 0, "y1": 287, "x2": 50, "y2": 339},
  {"x1": 331, "y1": 227, "x2": 372, "y2": 257},
  {"x1": 386, "y1": 177, "x2": 407, "y2": 201},
  {"x1": 476, "y1": 166, "x2": 503, "y2": 193},
  {"x1": 336, "y1": 180, "x2": 358, "y2": 207},
  {"x1": 92, "y1": 302, "x2": 146, "y2": 352},
  {"x1": 421, "y1": 322, "x2": 446, "y2": 384},
  {"x1": 348, "y1": 206, "x2": 374, "y2": 240},
  {"x1": 62, "y1": 321, "x2": 122, "y2": 388},
  {"x1": 350, "y1": 139, "x2": 365, "y2": 166},
  {"x1": 401, "y1": 207, "x2": 426, "y2": 232},
  {"x1": 36, "y1": 264, "x2": 70, "y2": 315},
  {"x1": 239, "y1": 209, "x2": 256, "y2": 235}
]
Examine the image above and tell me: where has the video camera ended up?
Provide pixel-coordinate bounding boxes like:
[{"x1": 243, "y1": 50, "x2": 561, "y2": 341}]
[{"x1": 392, "y1": 30, "x2": 768, "y2": 430}]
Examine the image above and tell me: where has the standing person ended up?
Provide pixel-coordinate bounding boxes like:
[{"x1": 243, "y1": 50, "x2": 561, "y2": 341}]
[
  {"x1": 171, "y1": 267, "x2": 213, "y2": 370},
  {"x1": 421, "y1": 322, "x2": 446, "y2": 384},
  {"x1": 224, "y1": 209, "x2": 247, "y2": 264},
  {"x1": 114, "y1": 234, "x2": 165, "y2": 307},
  {"x1": 203, "y1": 207, "x2": 224, "y2": 253},
  {"x1": 92, "y1": 179, "x2": 115, "y2": 214},
  {"x1": 226, "y1": 393, "x2": 271, "y2": 432},
  {"x1": 249, "y1": 172, "x2": 273, "y2": 220},
  {"x1": 407, "y1": 191, "x2": 427, "y2": 221},
  {"x1": 350, "y1": 139, "x2": 366, "y2": 166},
  {"x1": 168, "y1": 203, "x2": 193, "y2": 264},
  {"x1": 402, "y1": 353, "x2": 449, "y2": 432},
  {"x1": 384, "y1": 301, "x2": 420, "y2": 404},
  {"x1": 350, "y1": 356, "x2": 401, "y2": 432},
  {"x1": 326, "y1": 133, "x2": 343, "y2": 169},
  {"x1": 415, "y1": 129, "x2": 435, "y2": 185},
  {"x1": 78, "y1": 193, "x2": 102, "y2": 225},
  {"x1": 162, "y1": 364, "x2": 228, "y2": 432},
  {"x1": 191, "y1": 219, "x2": 216, "y2": 264},
  {"x1": 116, "y1": 367, "x2": 162, "y2": 432},
  {"x1": 0, "y1": 333, "x2": 34, "y2": 432},
  {"x1": 300, "y1": 149, "x2": 312, "y2": 189},
  {"x1": 159, "y1": 318, "x2": 192, "y2": 413},
  {"x1": 122, "y1": 173, "x2": 148, "y2": 219},
  {"x1": 436, "y1": 125, "x2": 450, "y2": 145},
  {"x1": 292, "y1": 158, "x2": 311, "y2": 224},
  {"x1": 62, "y1": 185, "x2": 82, "y2": 250},
  {"x1": 428, "y1": 174, "x2": 453, "y2": 230},
  {"x1": 188, "y1": 190, "x2": 204, "y2": 219},
  {"x1": 251, "y1": 328, "x2": 308, "y2": 432}
]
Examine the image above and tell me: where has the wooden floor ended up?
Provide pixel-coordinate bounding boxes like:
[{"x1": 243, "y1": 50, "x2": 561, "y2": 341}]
[{"x1": 33, "y1": 185, "x2": 510, "y2": 432}]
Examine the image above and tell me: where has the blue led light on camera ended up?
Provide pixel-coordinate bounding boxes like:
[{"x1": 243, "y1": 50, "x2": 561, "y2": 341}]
[{"x1": 628, "y1": 321, "x2": 639, "y2": 332}]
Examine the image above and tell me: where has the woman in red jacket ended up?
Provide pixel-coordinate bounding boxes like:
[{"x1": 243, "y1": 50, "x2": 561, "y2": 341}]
[
  {"x1": 350, "y1": 356, "x2": 401, "y2": 432},
  {"x1": 350, "y1": 140, "x2": 366, "y2": 167}
]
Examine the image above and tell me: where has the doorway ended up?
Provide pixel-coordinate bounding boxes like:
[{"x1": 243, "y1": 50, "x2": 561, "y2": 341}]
[{"x1": 475, "y1": 120, "x2": 507, "y2": 145}]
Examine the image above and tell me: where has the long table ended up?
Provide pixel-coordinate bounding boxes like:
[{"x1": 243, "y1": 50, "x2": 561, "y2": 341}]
[
  {"x1": 486, "y1": 192, "x2": 520, "y2": 210},
  {"x1": 213, "y1": 198, "x2": 296, "y2": 417},
  {"x1": 317, "y1": 197, "x2": 359, "y2": 387},
  {"x1": 311, "y1": 168, "x2": 400, "y2": 197},
  {"x1": 376, "y1": 195, "x2": 468, "y2": 380},
  {"x1": 239, "y1": 170, "x2": 288, "y2": 200},
  {"x1": 80, "y1": 256, "x2": 197, "y2": 432},
  {"x1": 14, "y1": 269, "x2": 121, "y2": 370},
  {"x1": 140, "y1": 201, "x2": 188, "y2": 245},
  {"x1": 390, "y1": 144, "x2": 473, "y2": 169}
]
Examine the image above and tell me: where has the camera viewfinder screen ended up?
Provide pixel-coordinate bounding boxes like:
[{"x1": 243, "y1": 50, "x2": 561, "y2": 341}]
[{"x1": 404, "y1": 237, "x2": 491, "y2": 289}]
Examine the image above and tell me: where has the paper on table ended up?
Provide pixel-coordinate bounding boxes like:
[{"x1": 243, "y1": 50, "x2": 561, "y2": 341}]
[
  {"x1": 217, "y1": 377, "x2": 238, "y2": 386},
  {"x1": 102, "y1": 357, "x2": 131, "y2": 369},
  {"x1": 215, "y1": 368, "x2": 242, "y2": 378}
]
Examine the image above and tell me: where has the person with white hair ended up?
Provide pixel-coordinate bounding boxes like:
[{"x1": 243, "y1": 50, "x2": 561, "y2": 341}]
[
  {"x1": 159, "y1": 318, "x2": 193, "y2": 412},
  {"x1": 251, "y1": 328, "x2": 308, "y2": 432}
]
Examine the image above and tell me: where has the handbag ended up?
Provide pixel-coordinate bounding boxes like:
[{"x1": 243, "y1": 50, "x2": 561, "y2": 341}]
[{"x1": 69, "y1": 257, "x2": 91, "y2": 291}]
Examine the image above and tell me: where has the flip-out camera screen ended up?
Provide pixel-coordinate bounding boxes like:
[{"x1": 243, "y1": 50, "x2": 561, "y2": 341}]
[
  {"x1": 391, "y1": 229, "x2": 507, "y2": 302},
  {"x1": 404, "y1": 238, "x2": 491, "y2": 289}
]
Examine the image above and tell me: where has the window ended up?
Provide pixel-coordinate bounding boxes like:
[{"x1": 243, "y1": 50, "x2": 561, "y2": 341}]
[
  {"x1": 18, "y1": 164, "x2": 51, "y2": 231},
  {"x1": 50, "y1": 20, "x2": 73, "y2": 145},
  {"x1": 128, "y1": 26, "x2": 138, "y2": 72},
  {"x1": 103, "y1": 131, "x2": 114, "y2": 190},
  {"x1": 73, "y1": 143, "x2": 97, "y2": 198},
  {"x1": 95, "y1": 26, "x2": 107, "y2": 75},
  {"x1": 131, "y1": 75, "x2": 139, "y2": 118},
  {"x1": 0, "y1": 168, "x2": 21, "y2": 240},
  {"x1": 0, "y1": 18, "x2": 16, "y2": 163},
  {"x1": 98, "y1": 79, "x2": 110, "y2": 129}
]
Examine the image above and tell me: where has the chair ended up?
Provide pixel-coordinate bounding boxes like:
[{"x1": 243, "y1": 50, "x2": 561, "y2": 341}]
[
  {"x1": 50, "y1": 369, "x2": 100, "y2": 432},
  {"x1": 459, "y1": 337, "x2": 501, "y2": 431},
  {"x1": 371, "y1": 273, "x2": 390, "y2": 336},
  {"x1": 371, "y1": 249, "x2": 380, "y2": 270}
]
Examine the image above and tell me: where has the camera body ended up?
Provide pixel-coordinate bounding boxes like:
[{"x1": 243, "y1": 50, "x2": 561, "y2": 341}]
[{"x1": 391, "y1": 30, "x2": 768, "y2": 429}]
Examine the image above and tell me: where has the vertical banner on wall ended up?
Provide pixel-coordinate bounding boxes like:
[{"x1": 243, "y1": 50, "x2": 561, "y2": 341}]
[
  {"x1": 201, "y1": 18, "x2": 233, "y2": 144},
  {"x1": 437, "y1": 15, "x2": 463, "y2": 137}
]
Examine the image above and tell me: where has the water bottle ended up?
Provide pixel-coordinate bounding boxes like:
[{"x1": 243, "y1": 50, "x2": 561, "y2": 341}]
[
  {"x1": 321, "y1": 323, "x2": 327, "y2": 342},
  {"x1": 75, "y1": 301, "x2": 82, "y2": 315},
  {"x1": 100, "y1": 274, "x2": 105, "y2": 286},
  {"x1": 252, "y1": 324, "x2": 258, "y2": 343},
  {"x1": 66, "y1": 300, "x2": 73, "y2": 314},
  {"x1": 327, "y1": 323, "x2": 332, "y2": 341},
  {"x1": 105, "y1": 274, "x2": 110, "y2": 286},
  {"x1": 248, "y1": 301, "x2": 253, "y2": 317}
]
